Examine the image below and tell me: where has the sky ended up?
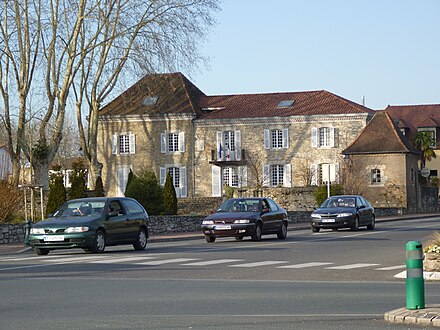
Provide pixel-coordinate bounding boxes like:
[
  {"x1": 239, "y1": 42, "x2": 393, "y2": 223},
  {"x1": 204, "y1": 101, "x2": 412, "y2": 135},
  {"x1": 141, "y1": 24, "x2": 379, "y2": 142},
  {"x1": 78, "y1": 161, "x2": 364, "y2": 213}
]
[{"x1": 191, "y1": 0, "x2": 440, "y2": 110}]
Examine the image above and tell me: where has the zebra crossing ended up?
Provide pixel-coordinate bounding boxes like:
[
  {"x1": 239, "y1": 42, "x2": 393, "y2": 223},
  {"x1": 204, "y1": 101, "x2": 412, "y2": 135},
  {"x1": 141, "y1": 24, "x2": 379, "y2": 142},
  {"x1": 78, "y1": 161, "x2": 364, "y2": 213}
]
[{"x1": 0, "y1": 253, "x2": 406, "y2": 272}]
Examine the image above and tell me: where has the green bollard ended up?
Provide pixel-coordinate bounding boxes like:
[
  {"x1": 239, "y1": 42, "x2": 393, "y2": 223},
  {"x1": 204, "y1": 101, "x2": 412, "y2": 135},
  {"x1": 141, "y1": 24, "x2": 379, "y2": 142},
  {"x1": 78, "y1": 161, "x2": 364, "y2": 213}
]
[
  {"x1": 406, "y1": 241, "x2": 425, "y2": 309},
  {"x1": 23, "y1": 219, "x2": 32, "y2": 247}
]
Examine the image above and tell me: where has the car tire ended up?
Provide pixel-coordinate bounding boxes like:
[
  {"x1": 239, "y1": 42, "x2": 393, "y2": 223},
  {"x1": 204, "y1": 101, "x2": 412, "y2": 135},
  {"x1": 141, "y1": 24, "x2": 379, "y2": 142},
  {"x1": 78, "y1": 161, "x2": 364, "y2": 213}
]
[
  {"x1": 251, "y1": 223, "x2": 262, "y2": 241},
  {"x1": 351, "y1": 217, "x2": 360, "y2": 231},
  {"x1": 235, "y1": 236, "x2": 244, "y2": 241},
  {"x1": 34, "y1": 247, "x2": 49, "y2": 256},
  {"x1": 205, "y1": 235, "x2": 216, "y2": 243},
  {"x1": 367, "y1": 215, "x2": 376, "y2": 230},
  {"x1": 91, "y1": 230, "x2": 106, "y2": 253},
  {"x1": 277, "y1": 222, "x2": 288, "y2": 239},
  {"x1": 311, "y1": 226, "x2": 320, "y2": 233},
  {"x1": 133, "y1": 228, "x2": 148, "y2": 251}
]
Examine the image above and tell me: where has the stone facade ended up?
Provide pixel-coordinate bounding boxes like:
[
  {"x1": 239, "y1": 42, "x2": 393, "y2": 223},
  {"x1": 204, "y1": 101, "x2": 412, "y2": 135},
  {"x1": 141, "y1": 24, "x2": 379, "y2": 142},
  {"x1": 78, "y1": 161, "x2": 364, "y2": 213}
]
[
  {"x1": 194, "y1": 114, "x2": 369, "y2": 197},
  {"x1": 0, "y1": 224, "x2": 25, "y2": 244}
]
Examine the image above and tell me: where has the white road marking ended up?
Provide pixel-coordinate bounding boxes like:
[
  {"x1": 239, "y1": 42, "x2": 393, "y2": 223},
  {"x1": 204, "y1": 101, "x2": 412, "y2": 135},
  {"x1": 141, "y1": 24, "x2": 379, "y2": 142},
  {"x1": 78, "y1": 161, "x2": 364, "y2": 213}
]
[
  {"x1": 277, "y1": 262, "x2": 334, "y2": 269},
  {"x1": 375, "y1": 265, "x2": 406, "y2": 271},
  {"x1": 182, "y1": 259, "x2": 243, "y2": 266},
  {"x1": 44, "y1": 256, "x2": 107, "y2": 263},
  {"x1": 325, "y1": 263, "x2": 380, "y2": 270},
  {"x1": 90, "y1": 256, "x2": 156, "y2": 264},
  {"x1": 135, "y1": 258, "x2": 199, "y2": 265},
  {"x1": 229, "y1": 261, "x2": 288, "y2": 268}
]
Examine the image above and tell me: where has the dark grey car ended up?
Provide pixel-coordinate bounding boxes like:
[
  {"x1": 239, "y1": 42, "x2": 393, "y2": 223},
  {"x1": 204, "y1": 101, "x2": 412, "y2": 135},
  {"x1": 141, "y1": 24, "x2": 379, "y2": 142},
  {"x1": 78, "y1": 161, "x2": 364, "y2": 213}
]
[{"x1": 310, "y1": 195, "x2": 375, "y2": 232}]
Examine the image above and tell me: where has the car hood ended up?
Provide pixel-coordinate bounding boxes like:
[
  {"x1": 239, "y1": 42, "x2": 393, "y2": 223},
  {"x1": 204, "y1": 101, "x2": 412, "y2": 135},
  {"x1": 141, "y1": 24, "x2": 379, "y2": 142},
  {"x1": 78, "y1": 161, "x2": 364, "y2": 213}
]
[
  {"x1": 204, "y1": 212, "x2": 259, "y2": 221},
  {"x1": 313, "y1": 207, "x2": 355, "y2": 215},
  {"x1": 31, "y1": 215, "x2": 102, "y2": 228}
]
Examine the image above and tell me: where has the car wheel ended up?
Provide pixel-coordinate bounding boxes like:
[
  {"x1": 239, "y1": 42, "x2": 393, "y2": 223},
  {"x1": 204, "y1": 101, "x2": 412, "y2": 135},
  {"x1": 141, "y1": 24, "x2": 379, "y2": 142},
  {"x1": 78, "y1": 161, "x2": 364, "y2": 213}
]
[
  {"x1": 235, "y1": 236, "x2": 244, "y2": 241},
  {"x1": 34, "y1": 247, "x2": 49, "y2": 256},
  {"x1": 91, "y1": 230, "x2": 106, "y2": 253},
  {"x1": 205, "y1": 235, "x2": 216, "y2": 243},
  {"x1": 251, "y1": 223, "x2": 262, "y2": 241},
  {"x1": 351, "y1": 217, "x2": 360, "y2": 231},
  {"x1": 367, "y1": 215, "x2": 376, "y2": 230},
  {"x1": 277, "y1": 222, "x2": 287, "y2": 239},
  {"x1": 133, "y1": 228, "x2": 148, "y2": 251},
  {"x1": 311, "y1": 226, "x2": 320, "y2": 233}
]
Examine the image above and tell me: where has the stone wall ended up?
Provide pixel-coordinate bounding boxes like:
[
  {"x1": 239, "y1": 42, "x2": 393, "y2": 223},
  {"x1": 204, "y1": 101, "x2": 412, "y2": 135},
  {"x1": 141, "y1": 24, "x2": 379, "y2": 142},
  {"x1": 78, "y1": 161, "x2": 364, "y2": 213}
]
[
  {"x1": 0, "y1": 224, "x2": 25, "y2": 244},
  {"x1": 177, "y1": 197, "x2": 223, "y2": 215}
]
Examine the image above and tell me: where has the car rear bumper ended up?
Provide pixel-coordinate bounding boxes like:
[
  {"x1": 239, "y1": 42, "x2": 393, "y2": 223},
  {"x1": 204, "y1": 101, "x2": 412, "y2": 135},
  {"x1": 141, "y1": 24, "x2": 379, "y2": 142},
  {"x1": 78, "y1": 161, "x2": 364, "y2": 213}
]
[{"x1": 201, "y1": 223, "x2": 255, "y2": 237}]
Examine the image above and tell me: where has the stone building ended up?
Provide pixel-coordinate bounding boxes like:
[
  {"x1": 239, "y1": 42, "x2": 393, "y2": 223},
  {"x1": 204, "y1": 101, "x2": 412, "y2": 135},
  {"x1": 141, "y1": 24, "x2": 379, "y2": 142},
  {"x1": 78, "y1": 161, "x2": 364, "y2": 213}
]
[{"x1": 97, "y1": 72, "x2": 375, "y2": 200}]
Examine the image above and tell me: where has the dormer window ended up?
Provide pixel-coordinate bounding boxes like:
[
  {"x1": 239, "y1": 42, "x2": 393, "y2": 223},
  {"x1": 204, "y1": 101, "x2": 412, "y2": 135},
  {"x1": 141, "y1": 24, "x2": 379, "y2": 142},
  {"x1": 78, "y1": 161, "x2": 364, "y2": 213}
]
[
  {"x1": 143, "y1": 96, "x2": 159, "y2": 106},
  {"x1": 277, "y1": 100, "x2": 294, "y2": 108}
]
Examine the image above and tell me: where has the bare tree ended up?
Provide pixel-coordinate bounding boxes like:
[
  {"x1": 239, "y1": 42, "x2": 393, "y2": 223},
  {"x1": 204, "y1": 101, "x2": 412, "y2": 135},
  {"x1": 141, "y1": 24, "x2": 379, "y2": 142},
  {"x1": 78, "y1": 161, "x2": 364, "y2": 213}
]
[
  {"x1": 73, "y1": 0, "x2": 219, "y2": 188},
  {"x1": 245, "y1": 150, "x2": 270, "y2": 196},
  {"x1": 0, "y1": 0, "x2": 219, "y2": 189},
  {"x1": 296, "y1": 157, "x2": 314, "y2": 187}
]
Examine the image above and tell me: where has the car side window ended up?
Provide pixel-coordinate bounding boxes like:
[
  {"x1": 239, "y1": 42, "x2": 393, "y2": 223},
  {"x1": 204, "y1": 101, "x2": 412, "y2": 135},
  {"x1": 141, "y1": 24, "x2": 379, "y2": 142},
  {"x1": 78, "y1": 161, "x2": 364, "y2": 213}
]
[
  {"x1": 356, "y1": 197, "x2": 364, "y2": 208},
  {"x1": 108, "y1": 200, "x2": 125, "y2": 216},
  {"x1": 267, "y1": 199, "x2": 278, "y2": 211},
  {"x1": 361, "y1": 197, "x2": 370, "y2": 207},
  {"x1": 123, "y1": 199, "x2": 147, "y2": 215},
  {"x1": 262, "y1": 199, "x2": 270, "y2": 211}
]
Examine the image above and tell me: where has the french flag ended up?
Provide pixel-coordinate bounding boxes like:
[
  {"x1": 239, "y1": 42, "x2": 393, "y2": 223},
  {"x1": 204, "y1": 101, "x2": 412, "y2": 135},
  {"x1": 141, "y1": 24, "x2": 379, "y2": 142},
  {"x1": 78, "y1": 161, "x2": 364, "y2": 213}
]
[{"x1": 219, "y1": 143, "x2": 223, "y2": 159}]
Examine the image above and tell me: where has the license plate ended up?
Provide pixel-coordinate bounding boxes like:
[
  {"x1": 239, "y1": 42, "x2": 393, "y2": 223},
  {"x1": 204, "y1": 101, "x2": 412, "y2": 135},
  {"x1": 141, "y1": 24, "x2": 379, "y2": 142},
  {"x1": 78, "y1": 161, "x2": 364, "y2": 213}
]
[
  {"x1": 43, "y1": 235, "x2": 65, "y2": 242},
  {"x1": 215, "y1": 225, "x2": 232, "y2": 230},
  {"x1": 321, "y1": 219, "x2": 335, "y2": 223}
]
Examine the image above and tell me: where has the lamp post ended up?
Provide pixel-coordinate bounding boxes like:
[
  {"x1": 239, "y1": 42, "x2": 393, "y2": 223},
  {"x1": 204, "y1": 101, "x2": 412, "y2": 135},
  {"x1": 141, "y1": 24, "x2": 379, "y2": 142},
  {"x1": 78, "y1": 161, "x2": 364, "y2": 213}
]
[{"x1": 326, "y1": 164, "x2": 331, "y2": 198}]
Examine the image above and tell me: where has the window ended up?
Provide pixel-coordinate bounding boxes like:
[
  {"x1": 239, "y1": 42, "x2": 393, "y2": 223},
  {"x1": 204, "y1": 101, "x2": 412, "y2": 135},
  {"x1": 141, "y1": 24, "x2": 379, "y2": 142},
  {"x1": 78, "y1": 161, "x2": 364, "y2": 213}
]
[
  {"x1": 263, "y1": 164, "x2": 291, "y2": 187},
  {"x1": 430, "y1": 170, "x2": 438, "y2": 177},
  {"x1": 159, "y1": 166, "x2": 187, "y2": 198},
  {"x1": 418, "y1": 129, "x2": 436, "y2": 147},
  {"x1": 112, "y1": 133, "x2": 135, "y2": 155},
  {"x1": 122, "y1": 199, "x2": 145, "y2": 214},
  {"x1": 223, "y1": 167, "x2": 239, "y2": 187},
  {"x1": 312, "y1": 163, "x2": 338, "y2": 185},
  {"x1": 271, "y1": 165, "x2": 284, "y2": 186},
  {"x1": 371, "y1": 169, "x2": 381, "y2": 184},
  {"x1": 161, "y1": 132, "x2": 185, "y2": 153},
  {"x1": 264, "y1": 128, "x2": 289, "y2": 149},
  {"x1": 216, "y1": 130, "x2": 242, "y2": 161},
  {"x1": 311, "y1": 127, "x2": 335, "y2": 148},
  {"x1": 410, "y1": 168, "x2": 415, "y2": 182},
  {"x1": 277, "y1": 100, "x2": 294, "y2": 108},
  {"x1": 319, "y1": 127, "x2": 331, "y2": 147},
  {"x1": 168, "y1": 133, "x2": 179, "y2": 152}
]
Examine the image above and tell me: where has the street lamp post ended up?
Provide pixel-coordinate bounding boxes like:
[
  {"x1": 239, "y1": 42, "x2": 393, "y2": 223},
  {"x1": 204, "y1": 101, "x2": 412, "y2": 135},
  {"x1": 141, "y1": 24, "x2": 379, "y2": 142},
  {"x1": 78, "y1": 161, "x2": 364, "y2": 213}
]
[{"x1": 326, "y1": 164, "x2": 331, "y2": 198}]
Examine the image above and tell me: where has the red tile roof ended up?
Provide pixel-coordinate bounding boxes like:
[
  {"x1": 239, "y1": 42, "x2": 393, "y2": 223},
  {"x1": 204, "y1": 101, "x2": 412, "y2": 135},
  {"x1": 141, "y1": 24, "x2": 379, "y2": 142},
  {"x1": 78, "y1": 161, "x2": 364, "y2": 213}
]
[
  {"x1": 199, "y1": 90, "x2": 374, "y2": 119},
  {"x1": 343, "y1": 111, "x2": 420, "y2": 155},
  {"x1": 99, "y1": 73, "x2": 206, "y2": 116},
  {"x1": 99, "y1": 73, "x2": 374, "y2": 119}
]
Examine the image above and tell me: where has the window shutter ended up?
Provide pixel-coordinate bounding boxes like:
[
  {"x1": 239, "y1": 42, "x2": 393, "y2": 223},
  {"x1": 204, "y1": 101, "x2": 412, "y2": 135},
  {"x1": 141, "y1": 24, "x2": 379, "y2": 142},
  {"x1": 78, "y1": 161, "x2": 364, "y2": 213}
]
[
  {"x1": 112, "y1": 135, "x2": 118, "y2": 154},
  {"x1": 216, "y1": 131, "x2": 222, "y2": 160},
  {"x1": 117, "y1": 167, "x2": 130, "y2": 197},
  {"x1": 310, "y1": 163, "x2": 318, "y2": 186},
  {"x1": 335, "y1": 163, "x2": 340, "y2": 183},
  {"x1": 178, "y1": 132, "x2": 185, "y2": 152},
  {"x1": 212, "y1": 165, "x2": 221, "y2": 197},
  {"x1": 283, "y1": 164, "x2": 292, "y2": 187},
  {"x1": 330, "y1": 128, "x2": 335, "y2": 148},
  {"x1": 239, "y1": 166, "x2": 248, "y2": 187},
  {"x1": 180, "y1": 167, "x2": 187, "y2": 197},
  {"x1": 235, "y1": 130, "x2": 241, "y2": 160},
  {"x1": 159, "y1": 167, "x2": 166, "y2": 186},
  {"x1": 160, "y1": 133, "x2": 166, "y2": 153},
  {"x1": 264, "y1": 129, "x2": 270, "y2": 149},
  {"x1": 263, "y1": 165, "x2": 270, "y2": 187},
  {"x1": 283, "y1": 128, "x2": 289, "y2": 148},
  {"x1": 129, "y1": 133, "x2": 136, "y2": 154},
  {"x1": 311, "y1": 128, "x2": 318, "y2": 148}
]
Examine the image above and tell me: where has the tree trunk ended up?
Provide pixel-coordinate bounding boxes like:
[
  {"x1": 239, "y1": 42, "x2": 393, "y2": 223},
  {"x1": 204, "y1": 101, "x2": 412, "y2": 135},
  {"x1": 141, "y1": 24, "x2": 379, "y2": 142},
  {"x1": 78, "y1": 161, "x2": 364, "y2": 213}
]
[{"x1": 32, "y1": 159, "x2": 50, "y2": 190}]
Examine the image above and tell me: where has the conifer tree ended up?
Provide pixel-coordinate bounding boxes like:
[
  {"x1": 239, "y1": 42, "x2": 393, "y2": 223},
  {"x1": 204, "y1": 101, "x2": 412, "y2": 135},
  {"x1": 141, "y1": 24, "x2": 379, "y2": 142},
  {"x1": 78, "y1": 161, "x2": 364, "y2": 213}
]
[
  {"x1": 163, "y1": 172, "x2": 178, "y2": 215},
  {"x1": 125, "y1": 170, "x2": 163, "y2": 215},
  {"x1": 93, "y1": 176, "x2": 105, "y2": 197},
  {"x1": 69, "y1": 158, "x2": 88, "y2": 200},
  {"x1": 46, "y1": 174, "x2": 67, "y2": 216}
]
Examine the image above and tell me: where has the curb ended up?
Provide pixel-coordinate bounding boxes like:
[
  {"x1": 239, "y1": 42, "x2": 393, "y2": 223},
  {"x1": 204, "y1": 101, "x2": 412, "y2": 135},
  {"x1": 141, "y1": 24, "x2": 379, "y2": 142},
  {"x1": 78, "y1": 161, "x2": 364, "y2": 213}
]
[{"x1": 384, "y1": 305, "x2": 440, "y2": 327}]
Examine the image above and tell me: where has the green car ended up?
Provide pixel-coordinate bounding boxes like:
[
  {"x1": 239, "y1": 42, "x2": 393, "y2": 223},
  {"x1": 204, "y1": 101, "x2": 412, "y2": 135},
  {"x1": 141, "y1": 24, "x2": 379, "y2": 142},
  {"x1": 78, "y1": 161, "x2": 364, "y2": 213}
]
[{"x1": 28, "y1": 197, "x2": 149, "y2": 256}]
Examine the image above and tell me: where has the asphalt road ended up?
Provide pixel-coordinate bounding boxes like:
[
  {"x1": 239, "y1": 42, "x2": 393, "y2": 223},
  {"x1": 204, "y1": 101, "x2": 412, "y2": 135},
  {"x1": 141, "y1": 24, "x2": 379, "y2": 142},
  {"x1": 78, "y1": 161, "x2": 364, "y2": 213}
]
[{"x1": 1, "y1": 216, "x2": 439, "y2": 329}]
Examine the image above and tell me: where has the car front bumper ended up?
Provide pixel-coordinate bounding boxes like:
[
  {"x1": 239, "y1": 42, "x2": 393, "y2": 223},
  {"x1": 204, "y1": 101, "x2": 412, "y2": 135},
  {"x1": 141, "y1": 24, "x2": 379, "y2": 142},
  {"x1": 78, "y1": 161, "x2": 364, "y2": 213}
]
[
  {"x1": 28, "y1": 231, "x2": 95, "y2": 250},
  {"x1": 310, "y1": 216, "x2": 356, "y2": 229},
  {"x1": 201, "y1": 223, "x2": 255, "y2": 237}
]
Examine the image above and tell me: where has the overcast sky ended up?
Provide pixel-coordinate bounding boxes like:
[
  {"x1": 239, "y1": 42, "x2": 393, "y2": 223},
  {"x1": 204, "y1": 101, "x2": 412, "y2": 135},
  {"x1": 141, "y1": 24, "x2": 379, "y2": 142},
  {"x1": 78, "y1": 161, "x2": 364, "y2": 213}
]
[{"x1": 191, "y1": 0, "x2": 439, "y2": 110}]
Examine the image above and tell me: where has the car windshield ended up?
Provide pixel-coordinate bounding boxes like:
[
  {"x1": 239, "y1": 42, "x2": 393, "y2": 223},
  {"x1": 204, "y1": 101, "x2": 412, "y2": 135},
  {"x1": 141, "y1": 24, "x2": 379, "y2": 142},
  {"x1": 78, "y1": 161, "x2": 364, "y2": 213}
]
[
  {"x1": 53, "y1": 200, "x2": 106, "y2": 217},
  {"x1": 321, "y1": 197, "x2": 356, "y2": 208},
  {"x1": 217, "y1": 199, "x2": 261, "y2": 213}
]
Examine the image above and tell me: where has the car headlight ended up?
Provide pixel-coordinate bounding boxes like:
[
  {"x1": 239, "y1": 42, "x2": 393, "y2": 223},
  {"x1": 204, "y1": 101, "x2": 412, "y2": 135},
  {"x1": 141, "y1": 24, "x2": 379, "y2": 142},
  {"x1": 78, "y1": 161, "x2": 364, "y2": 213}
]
[
  {"x1": 337, "y1": 213, "x2": 353, "y2": 217},
  {"x1": 65, "y1": 226, "x2": 89, "y2": 233},
  {"x1": 202, "y1": 220, "x2": 214, "y2": 225},
  {"x1": 30, "y1": 228, "x2": 45, "y2": 234},
  {"x1": 234, "y1": 219, "x2": 250, "y2": 224},
  {"x1": 310, "y1": 213, "x2": 321, "y2": 219}
]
